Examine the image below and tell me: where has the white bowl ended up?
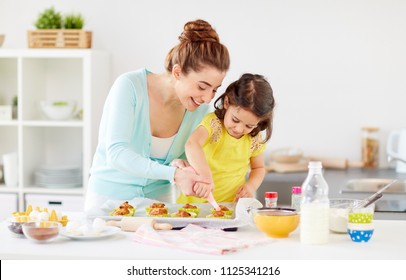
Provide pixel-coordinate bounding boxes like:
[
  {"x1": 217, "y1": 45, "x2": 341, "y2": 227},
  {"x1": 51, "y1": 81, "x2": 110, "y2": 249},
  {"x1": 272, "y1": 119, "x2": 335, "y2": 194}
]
[
  {"x1": 329, "y1": 198, "x2": 374, "y2": 233},
  {"x1": 40, "y1": 100, "x2": 76, "y2": 120},
  {"x1": 271, "y1": 147, "x2": 303, "y2": 163}
]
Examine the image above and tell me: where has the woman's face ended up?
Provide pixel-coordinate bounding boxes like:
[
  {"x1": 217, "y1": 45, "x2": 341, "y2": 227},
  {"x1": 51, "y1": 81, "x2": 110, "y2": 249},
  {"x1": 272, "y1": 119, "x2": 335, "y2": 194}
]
[
  {"x1": 223, "y1": 101, "x2": 260, "y2": 139},
  {"x1": 174, "y1": 65, "x2": 226, "y2": 111}
]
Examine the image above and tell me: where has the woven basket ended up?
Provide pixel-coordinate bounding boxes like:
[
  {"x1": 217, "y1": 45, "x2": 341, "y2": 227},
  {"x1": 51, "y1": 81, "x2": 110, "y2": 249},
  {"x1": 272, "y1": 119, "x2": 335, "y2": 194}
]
[{"x1": 27, "y1": 30, "x2": 92, "y2": 49}]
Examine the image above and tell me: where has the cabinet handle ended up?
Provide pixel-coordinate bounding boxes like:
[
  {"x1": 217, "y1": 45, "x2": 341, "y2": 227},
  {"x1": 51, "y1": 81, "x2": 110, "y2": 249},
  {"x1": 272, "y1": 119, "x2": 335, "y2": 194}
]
[{"x1": 48, "y1": 201, "x2": 62, "y2": 205}]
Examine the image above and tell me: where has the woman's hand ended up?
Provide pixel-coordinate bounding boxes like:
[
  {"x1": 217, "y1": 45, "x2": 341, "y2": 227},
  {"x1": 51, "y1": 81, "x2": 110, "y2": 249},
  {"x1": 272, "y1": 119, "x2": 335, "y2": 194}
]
[
  {"x1": 170, "y1": 159, "x2": 190, "y2": 169},
  {"x1": 174, "y1": 167, "x2": 211, "y2": 197}
]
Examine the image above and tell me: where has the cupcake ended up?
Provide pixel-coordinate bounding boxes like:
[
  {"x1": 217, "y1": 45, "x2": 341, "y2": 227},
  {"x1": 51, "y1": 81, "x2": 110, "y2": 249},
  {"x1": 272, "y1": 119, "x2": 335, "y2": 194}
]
[
  {"x1": 147, "y1": 207, "x2": 170, "y2": 217},
  {"x1": 171, "y1": 210, "x2": 197, "y2": 218},
  {"x1": 210, "y1": 205, "x2": 233, "y2": 216},
  {"x1": 178, "y1": 203, "x2": 200, "y2": 215},
  {"x1": 145, "y1": 202, "x2": 168, "y2": 214},
  {"x1": 206, "y1": 210, "x2": 232, "y2": 219},
  {"x1": 109, "y1": 201, "x2": 136, "y2": 216}
]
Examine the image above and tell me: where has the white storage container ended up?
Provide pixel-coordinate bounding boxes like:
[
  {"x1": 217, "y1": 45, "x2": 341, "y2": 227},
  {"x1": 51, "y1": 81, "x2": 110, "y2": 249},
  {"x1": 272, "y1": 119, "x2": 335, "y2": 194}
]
[
  {"x1": 0, "y1": 193, "x2": 18, "y2": 220},
  {"x1": 25, "y1": 194, "x2": 84, "y2": 212}
]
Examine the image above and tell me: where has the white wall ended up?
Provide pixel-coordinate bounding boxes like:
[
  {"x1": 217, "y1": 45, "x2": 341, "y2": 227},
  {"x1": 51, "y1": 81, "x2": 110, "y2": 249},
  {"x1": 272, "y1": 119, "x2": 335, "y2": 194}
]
[{"x1": 1, "y1": 0, "x2": 406, "y2": 166}]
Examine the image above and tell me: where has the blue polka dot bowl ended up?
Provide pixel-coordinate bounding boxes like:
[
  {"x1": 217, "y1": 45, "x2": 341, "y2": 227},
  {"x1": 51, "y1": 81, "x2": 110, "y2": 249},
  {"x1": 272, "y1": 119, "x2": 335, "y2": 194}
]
[{"x1": 347, "y1": 223, "x2": 374, "y2": 243}]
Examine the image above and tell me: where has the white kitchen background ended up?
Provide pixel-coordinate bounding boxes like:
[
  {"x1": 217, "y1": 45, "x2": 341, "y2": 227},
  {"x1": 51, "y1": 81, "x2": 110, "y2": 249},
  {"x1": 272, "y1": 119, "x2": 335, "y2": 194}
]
[{"x1": 1, "y1": 0, "x2": 406, "y2": 166}]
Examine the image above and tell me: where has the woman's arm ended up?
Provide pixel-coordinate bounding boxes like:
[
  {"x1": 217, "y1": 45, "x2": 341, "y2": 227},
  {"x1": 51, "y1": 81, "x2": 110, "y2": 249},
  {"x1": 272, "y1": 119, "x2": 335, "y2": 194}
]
[{"x1": 104, "y1": 75, "x2": 175, "y2": 181}]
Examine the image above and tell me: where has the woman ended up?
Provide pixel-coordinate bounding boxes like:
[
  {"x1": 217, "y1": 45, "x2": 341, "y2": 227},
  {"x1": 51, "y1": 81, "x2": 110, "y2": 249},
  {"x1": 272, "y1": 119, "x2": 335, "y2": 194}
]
[{"x1": 84, "y1": 19, "x2": 230, "y2": 211}]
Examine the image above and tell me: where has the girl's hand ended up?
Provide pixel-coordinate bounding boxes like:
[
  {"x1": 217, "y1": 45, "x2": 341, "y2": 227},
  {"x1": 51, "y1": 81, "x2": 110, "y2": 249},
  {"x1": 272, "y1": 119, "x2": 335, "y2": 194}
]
[
  {"x1": 235, "y1": 183, "x2": 256, "y2": 201},
  {"x1": 174, "y1": 167, "x2": 209, "y2": 196},
  {"x1": 193, "y1": 182, "x2": 213, "y2": 199}
]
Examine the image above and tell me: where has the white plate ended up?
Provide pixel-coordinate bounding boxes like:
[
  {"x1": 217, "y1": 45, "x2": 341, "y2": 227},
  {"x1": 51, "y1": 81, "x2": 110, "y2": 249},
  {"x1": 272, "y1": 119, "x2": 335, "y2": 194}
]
[{"x1": 60, "y1": 226, "x2": 121, "y2": 240}]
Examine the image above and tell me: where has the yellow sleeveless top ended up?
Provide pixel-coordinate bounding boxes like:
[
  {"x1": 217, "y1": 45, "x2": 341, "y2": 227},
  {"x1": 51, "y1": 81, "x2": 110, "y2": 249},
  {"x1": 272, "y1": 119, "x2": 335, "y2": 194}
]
[{"x1": 177, "y1": 112, "x2": 265, "y2": 203}]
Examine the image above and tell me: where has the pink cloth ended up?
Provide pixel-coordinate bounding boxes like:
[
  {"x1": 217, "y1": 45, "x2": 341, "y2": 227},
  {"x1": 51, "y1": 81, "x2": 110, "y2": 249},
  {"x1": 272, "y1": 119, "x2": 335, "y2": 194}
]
[{"x1": 133, "y1": 224, "x2": 271, "y2": 255}]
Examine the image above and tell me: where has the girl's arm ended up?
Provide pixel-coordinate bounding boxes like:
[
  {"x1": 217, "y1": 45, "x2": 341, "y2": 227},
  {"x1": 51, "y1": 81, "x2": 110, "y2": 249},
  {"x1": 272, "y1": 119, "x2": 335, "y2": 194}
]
[
  {"x1": 235, "y1": 154, "x2": 266, "y2": 200},
  {"x1": 185, "y1": 125, "x2": 213, "y2": 197}
]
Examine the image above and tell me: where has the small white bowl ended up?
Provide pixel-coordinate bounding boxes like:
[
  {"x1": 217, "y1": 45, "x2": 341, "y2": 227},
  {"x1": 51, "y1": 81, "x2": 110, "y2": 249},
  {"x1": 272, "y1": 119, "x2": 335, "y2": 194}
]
[
  {"x1": 271, "y1": 147, "x2": 303, "y2": 163},
  {"x1": 40, "y1": 100, "x2": 76, "y2": 120}
]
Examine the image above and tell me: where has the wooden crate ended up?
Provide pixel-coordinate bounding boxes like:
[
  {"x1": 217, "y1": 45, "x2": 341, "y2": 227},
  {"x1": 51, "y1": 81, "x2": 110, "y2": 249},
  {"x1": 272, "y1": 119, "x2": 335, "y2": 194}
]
[{"x1": 27, "y1": 30, "x2": 92, "y2": 48}]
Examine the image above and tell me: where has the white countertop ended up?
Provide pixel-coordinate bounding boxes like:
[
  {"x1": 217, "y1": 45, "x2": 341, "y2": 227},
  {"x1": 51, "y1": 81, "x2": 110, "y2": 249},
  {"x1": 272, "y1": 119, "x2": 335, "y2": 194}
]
[{"x1": 1, "y1": 217, "x2": 405, "y2": 260}]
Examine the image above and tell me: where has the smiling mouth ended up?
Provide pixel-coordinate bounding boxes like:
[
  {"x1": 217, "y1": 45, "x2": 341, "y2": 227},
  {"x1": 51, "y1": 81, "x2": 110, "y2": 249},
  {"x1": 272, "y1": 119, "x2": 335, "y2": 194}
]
[{"x1": 192, "y1": 98, "x2": 202, "y2": 106}]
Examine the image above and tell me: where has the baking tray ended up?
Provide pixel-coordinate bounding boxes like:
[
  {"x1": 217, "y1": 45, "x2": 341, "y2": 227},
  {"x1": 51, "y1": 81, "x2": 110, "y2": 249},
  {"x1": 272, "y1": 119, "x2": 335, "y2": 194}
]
[{"x1": 87, "y1": 197, "x2": 262, "y2": 229}]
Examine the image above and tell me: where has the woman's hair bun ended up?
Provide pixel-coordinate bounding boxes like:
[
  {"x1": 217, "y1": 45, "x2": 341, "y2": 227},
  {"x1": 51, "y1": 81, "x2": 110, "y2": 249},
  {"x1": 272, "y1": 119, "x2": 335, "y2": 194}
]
[{"x1": 179, "y1": 19, "x2": 219, "y2": 43}]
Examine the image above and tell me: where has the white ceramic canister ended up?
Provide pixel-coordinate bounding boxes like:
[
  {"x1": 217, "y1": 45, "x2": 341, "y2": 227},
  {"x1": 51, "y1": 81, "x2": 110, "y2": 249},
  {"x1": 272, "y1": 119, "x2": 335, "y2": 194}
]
[
  {"x1": 386, "y1": 129, "x2": 406, "y2": 173},
  {"x1": 2, "y1": 152, "x2": 18, "y2": 187}
]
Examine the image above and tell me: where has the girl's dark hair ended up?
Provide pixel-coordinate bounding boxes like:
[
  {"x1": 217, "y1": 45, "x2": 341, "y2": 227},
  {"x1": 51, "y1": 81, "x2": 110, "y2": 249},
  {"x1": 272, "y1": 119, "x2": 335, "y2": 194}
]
[
  {"x1": 214, "y1": 73, "x2": 275, "y2": 142},
  {"x1": 165, "y1": 19, "x2": 230, "y2": 75}
]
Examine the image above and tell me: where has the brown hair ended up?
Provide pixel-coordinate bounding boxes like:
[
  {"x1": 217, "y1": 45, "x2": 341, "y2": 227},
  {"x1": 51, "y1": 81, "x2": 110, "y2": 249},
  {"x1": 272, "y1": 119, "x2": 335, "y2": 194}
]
[
  {"x1": 214, "y1": 73, "x2": 275, "y2": 142},
  {"x1": 165, "y1": 19, "x2": 230, "y2": 75}
]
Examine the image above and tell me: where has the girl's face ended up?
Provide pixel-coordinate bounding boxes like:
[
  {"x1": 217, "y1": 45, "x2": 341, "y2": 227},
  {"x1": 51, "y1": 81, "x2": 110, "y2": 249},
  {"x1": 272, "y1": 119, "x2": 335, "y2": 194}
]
[
  {"x1": 173, "y1": 65, "x2": 226, "y2": 111},
  {"x1": 223, "y1": 99, "x2": 261, "y2": 139}
]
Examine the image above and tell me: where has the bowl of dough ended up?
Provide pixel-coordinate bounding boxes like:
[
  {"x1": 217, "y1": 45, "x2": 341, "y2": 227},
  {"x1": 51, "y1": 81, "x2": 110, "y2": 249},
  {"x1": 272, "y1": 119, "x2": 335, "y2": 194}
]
[{"x1": 329, "y1": 198, "x2": 374, "y2": 233}]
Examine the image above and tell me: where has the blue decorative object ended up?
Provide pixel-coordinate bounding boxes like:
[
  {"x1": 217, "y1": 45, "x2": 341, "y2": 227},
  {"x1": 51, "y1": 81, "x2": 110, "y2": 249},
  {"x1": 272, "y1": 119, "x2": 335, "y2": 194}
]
[{"x1": 347, "y1": 229, "x2": 374, "y2": 243}]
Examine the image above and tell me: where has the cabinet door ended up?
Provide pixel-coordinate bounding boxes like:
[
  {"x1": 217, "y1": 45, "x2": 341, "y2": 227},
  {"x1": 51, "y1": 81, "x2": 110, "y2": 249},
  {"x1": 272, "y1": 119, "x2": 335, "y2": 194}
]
[
  {"x1": 25, "y1": 194, "x2": 84, "y2": 212},
  {"x1": 0, "y1": 193, "x2": 18, "y2": 220}
]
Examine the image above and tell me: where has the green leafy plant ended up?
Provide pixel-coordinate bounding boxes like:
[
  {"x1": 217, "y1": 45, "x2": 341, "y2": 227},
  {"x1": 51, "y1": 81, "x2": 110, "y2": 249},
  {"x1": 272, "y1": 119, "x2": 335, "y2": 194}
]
[
  {"x1": 12, "y1": 96, "x2": 18, "y2": 107},
  {"x1": 34, "y1": 7, "x2": 62, "y2": 29},
  {"x1": 64, "y1": 14, "x2": 84, "y2": 29}
]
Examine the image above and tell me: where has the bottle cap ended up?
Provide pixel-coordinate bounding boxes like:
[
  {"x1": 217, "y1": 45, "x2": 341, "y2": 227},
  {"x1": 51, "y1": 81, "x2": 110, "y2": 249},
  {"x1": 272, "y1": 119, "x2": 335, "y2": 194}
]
[
  {"x1": 292, "y1": 186, "x2": 302, "y2": 194},
  {"x1": 265, "y1": 192, "x2": 278, "y2": 198}
]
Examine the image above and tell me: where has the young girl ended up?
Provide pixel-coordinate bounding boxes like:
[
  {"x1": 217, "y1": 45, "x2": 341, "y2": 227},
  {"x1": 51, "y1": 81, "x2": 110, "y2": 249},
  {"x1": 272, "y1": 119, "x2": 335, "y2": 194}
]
[{"x1": 177, "y1": 73, "x2": 275, "y2": 203}]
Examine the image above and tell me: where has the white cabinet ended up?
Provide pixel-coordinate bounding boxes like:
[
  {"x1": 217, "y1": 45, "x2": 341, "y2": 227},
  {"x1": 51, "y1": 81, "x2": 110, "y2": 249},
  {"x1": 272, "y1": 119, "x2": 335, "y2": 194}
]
[
  {"x1": 0, "y1": 49, "x2": 110, "y2": 212},
  {"x1": 25, "y1": 194, "x2": 84, "y2": 212},
  {"x1": 0, "y1": 193, "x2": 18, "y2": 220}
]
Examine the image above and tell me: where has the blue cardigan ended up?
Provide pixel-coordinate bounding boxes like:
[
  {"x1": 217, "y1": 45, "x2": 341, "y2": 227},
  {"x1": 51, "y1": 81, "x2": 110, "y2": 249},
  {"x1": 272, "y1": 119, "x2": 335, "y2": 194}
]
[{"x1": 88, "y1": 68, "x2": 209, "y2": 199}]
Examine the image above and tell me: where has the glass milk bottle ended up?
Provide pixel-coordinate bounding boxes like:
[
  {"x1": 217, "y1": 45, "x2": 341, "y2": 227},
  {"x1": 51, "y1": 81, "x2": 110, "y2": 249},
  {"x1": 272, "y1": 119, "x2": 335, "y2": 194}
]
[{"x1": 300, "y1": 161, "x2": 329, "y2": 245}]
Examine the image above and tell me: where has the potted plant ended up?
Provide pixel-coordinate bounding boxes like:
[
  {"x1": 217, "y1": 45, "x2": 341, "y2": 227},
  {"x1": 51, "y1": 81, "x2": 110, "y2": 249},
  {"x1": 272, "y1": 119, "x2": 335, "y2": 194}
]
[
  {"x1": 12, "y1": 96, "x2": 17, "y2": 119},
  {"x1": 28, "y1": 7, "x2": 92, "y2": 49},
  {"x1": 34, "y1": 7, "x2": 62, "y2": 29},
  {"x1": 64, "y1": 13, "x2": 84, "y2": 29}
]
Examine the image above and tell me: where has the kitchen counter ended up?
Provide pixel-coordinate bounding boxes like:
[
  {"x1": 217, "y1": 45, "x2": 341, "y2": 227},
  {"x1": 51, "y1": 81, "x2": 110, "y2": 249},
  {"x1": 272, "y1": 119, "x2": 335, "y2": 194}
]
[
  {"x1": 257, "y1": 168, "x2": 406, "y2": 220},
  {"x1": 1, "y1": 217, "x2": 405, "y2": 260}
]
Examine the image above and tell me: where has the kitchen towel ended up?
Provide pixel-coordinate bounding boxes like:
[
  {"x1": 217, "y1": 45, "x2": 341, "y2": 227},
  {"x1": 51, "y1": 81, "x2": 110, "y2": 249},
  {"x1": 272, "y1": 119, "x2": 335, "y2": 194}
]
[{"x1": 133, "y1": 223, "x2": 272, "y2": 255}]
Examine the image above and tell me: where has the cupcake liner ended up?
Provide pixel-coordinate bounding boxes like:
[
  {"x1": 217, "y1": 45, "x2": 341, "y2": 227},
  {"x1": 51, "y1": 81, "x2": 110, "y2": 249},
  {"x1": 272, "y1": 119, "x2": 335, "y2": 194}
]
[
  {"x1": 347, "y1": 229, "x2": 374, "y2": 242},
  {"x1": 348, "y1": 212, "x2": 373, "y2": 223}
]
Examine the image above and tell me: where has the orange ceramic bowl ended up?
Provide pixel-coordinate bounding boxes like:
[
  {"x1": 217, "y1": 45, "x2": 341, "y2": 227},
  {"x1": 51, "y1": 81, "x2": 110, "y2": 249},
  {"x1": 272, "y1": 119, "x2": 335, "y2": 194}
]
[{"x1": 253, "y1": 207, "x2": 299, "y2": 238}]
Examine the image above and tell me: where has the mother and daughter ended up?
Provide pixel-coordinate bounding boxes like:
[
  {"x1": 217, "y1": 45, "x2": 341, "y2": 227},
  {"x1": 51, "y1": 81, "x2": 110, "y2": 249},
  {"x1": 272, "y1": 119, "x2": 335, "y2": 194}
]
[{"x1": 84, "y1": 19, "x2": 275, "y2": 211}]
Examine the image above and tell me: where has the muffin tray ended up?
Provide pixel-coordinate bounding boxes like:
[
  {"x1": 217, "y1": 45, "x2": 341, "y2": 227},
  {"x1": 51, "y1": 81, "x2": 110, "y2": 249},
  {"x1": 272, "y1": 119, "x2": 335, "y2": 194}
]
[{"x1": 89, "y1": 197, "x2": 262, "y2": 229}]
